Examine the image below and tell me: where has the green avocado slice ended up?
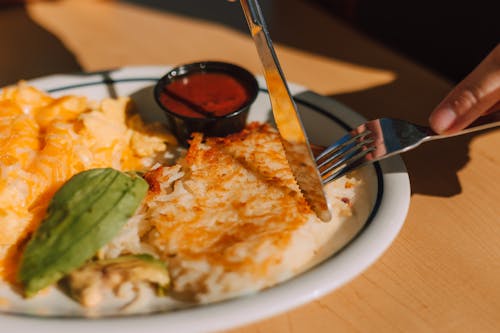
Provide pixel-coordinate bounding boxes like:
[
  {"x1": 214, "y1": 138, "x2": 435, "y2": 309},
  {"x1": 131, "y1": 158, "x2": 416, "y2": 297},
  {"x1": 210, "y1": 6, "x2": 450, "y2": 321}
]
[{"x1": 18, "y1": 168, "x2": 149, "y2": 297}]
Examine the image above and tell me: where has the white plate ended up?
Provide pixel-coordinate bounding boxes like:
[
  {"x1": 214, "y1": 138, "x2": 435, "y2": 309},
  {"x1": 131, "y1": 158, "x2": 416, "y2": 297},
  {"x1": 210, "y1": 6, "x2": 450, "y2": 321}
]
[{"x1": 0, "y1": 66, "x2": 410, "y2": 333}]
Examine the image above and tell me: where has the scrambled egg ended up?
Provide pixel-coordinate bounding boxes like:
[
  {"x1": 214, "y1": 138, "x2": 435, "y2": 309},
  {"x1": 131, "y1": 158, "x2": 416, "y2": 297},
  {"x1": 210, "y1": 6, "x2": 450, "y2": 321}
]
[{"x1": 0, "y1": 83, "x2": 176, "y2": 282}]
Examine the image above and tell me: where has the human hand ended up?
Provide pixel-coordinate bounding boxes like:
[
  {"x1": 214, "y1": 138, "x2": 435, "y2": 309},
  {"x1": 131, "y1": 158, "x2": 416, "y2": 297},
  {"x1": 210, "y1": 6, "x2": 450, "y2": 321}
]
[{"x1": 429, "y1": 44, "x2": 500, "y2": 134}]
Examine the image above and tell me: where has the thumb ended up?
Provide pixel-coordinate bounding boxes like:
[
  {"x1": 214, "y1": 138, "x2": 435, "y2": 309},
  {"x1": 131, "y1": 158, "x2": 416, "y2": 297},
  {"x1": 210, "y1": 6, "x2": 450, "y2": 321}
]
[{"x1": 429, "y1": 44, "x2": 500, "y2": 134}]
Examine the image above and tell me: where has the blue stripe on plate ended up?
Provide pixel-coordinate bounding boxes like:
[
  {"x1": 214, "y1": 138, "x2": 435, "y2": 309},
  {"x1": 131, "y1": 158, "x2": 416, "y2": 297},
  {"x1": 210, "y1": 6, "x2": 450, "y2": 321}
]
[{"x1": 46, "y1": 78, "x2": 158, "y2": 93}]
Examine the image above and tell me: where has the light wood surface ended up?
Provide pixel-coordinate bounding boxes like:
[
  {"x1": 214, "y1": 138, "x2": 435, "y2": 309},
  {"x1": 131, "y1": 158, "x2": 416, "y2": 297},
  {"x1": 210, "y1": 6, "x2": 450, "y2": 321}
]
[{"x1": 1, "y1": 0, "x2": 499, "y2": 332}]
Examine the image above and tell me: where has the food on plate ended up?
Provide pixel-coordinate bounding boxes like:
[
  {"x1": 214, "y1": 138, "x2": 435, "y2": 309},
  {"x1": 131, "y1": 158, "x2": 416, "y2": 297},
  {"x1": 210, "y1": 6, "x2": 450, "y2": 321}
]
[
  {"x1": 0, "y1": 83, "x2": 175, "y2": 283},
  {"x1": 19, "y1": 168, "x2": 149, "y2": 297},
  {"x1": 0, "y1": 84, "x2": 368, "y2": 310},
  {"x1": 104, "y1": 123, "x2": 363, "y2": 303},
  {"x1": 62, "y1": 254, "x2": 169, "y2": 308}
]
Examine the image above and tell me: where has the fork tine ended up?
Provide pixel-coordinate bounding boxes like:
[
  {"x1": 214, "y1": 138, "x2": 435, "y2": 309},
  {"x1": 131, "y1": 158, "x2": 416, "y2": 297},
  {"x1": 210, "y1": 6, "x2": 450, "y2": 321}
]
[
  {"x1": 321, "y1": 147, "x2": 375, "y2": 185},
  {"x1": 315, "y1": 129, "x2": 371, "y2": 164},
  {"x1": 318, "y1": 137, "x2": 374, "y2": 176}
]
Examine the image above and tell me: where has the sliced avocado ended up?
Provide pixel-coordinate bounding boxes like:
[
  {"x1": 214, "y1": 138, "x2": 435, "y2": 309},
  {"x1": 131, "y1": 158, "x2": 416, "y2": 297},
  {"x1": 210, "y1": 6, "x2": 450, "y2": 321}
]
[
  {"x1": 18, "y1": 168, "x2": 149, "y2": 297},
  {"x1": 62, "y1": 254, "x2": 170, "y2": 308}
]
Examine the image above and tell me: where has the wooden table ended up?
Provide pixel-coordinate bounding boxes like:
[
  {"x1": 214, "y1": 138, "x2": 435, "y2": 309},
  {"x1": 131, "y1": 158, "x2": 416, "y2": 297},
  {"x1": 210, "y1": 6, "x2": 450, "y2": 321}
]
[{"x1": 1, "y1": 1, "x2": 499, "y2": 331}]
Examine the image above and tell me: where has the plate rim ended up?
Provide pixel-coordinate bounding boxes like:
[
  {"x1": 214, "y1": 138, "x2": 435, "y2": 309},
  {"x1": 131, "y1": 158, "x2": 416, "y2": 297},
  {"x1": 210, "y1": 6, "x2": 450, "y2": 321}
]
[{"x1": 1, "y1": 66, "x2": 410, "y2": 333}]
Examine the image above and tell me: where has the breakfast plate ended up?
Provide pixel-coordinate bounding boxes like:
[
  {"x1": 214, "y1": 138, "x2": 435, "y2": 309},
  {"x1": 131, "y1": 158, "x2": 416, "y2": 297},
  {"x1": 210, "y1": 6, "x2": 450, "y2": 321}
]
[{"x1": 0, "y1": 65, "x2": 410, "y2": 332}]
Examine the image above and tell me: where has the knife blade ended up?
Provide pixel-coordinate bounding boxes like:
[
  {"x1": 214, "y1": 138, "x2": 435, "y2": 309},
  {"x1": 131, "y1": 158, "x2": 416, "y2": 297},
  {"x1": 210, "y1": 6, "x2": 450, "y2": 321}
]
[{"x1": 240, "y1": 0, "x2": 331, "y2": 221}]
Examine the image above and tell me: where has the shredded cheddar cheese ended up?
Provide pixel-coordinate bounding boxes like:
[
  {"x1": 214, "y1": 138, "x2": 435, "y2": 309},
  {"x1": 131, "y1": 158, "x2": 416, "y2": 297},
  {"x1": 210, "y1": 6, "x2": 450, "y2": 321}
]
[{"x1": 0, "y1": 83, "x2": 175, "y2": 282}]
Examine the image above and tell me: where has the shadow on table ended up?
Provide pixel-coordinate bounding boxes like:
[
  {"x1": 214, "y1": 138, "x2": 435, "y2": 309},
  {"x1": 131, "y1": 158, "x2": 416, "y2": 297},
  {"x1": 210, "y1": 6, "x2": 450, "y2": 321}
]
[
  {"x1": 0, "y1": 4, "x2": 81, "y2": 87},
  {"x1": 328, "y1": 83, "x2": 489, "y2": 198}
]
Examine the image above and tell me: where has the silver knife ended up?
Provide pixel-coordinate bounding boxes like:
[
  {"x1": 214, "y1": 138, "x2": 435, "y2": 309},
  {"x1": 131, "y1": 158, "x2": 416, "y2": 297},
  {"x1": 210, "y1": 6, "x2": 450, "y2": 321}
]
[{"x1": 240, "y1": 0, "x2": 331, "y2": 221}]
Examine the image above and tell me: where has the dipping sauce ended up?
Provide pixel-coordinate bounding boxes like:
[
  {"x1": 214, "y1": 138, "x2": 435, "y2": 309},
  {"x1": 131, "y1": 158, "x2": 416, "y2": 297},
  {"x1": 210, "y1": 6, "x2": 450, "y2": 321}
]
[
  {"x1": 154, "y1": 61, "x2": 259, "y2": 144},
  {"x1": 158, "y1": 72, "x2": 251, "y2": 119}
]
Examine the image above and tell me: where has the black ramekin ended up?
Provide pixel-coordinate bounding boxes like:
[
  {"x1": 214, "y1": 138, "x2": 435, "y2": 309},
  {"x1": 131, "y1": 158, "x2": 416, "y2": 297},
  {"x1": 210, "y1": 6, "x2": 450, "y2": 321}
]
[{"x1": 154, "y1": 61, "x2": 259, "y2": 145}]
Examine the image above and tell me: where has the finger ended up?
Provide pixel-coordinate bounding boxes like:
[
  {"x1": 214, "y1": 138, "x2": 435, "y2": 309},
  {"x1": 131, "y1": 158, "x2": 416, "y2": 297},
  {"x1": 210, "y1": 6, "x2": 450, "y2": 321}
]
[
  {"x1": 484, "y1": 101, "x2": 500, "y2": 115},
  {"x1": 429, "y1": 44, "x2": 500, "y2": 134}
]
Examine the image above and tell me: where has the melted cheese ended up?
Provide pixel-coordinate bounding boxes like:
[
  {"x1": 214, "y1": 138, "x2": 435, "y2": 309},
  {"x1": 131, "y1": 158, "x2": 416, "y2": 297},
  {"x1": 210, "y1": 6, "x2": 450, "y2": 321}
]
[{"x1": 0, "y1": 83, "x2": 175, "y2": 282}]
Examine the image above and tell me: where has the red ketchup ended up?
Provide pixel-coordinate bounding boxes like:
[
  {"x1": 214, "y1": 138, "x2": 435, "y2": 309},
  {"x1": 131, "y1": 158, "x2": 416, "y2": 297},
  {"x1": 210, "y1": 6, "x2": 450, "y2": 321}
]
[{"x1": 159, "y1": 72, "x2": 250, "y2": 119}]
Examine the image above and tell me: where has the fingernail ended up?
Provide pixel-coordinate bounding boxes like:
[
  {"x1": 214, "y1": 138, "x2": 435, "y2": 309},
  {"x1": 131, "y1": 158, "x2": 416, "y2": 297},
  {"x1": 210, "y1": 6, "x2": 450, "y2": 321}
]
[{"x1": 430, "y1": 107, "x2": 457, "y2": 133}]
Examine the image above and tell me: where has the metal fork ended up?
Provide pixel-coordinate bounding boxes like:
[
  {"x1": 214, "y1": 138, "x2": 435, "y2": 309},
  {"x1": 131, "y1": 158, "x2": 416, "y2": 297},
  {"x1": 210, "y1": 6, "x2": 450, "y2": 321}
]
[{"x1": 315, "y1": 112, "x2": 500, "y2": 185}]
